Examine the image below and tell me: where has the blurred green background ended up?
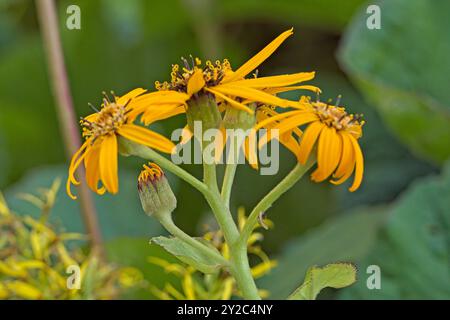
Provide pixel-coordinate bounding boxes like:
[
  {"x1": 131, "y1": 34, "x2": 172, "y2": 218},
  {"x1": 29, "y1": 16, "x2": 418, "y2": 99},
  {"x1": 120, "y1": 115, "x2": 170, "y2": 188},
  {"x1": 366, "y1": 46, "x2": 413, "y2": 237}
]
[{"x1": 0, "y1": 0, "x2": 449, "y2": 299}]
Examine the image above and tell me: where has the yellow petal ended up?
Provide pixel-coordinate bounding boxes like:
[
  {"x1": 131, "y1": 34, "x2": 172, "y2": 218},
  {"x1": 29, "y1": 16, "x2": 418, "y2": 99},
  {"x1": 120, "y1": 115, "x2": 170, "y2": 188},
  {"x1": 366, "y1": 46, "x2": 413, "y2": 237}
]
[
  {"x1": 141, "y1": 104, "x2": 185, "y2": 125},
  {"x1": 332, "y1": 132, "x2": 355, "y2": 180},
  {"x1": 259, "y1": 113, "x2": 317, "y2": 148},
  {"x1": 222, "y1": 28, "x2": 294, "y2": 83},
  {"x1": 213, "y1": 84, "x2": 290, "y2": 108},
  {"x1": 99, "y1": 134, "x2": 119, "y2": 194},
  {"x1": 297, "y1": 121, "x2": 324, "y2": 164},
  {"x1": 311, "y1": 126, "x2": 342, "y2": 182},
  {"x1": 205, "y1": 88, "x2": 254, "y2": 114},
  {"x1": 84, "y1": 143, "x2": 106, "y2": 195},
  {"x1": 348, "y1": 135, "x2": 364, "y2": 192},
  {"x1": 66, "y1": 140, "x2": 90, "y2": 200},
  {"x1": 117, "y1": 124, "x2": 175, "y2": 154},
  {"x1": 230, "y1": 72, "x2": 315, "y2": 88},
  {"x1": 254, "y1": 110, "x2": 303, "y2": 131},
  {"x1": 265, "y1": 84, "x2": 322, "y2": 95},
  {"x1": 180, "y1": 125, "x2": 193, "y2": 145},
  {"x1": 244, "y1": 135, "x2": 259, "y2": 169},
  {"x1": 187, "y1": 68, "x2": 206, "y2": 96},
  {"x1": 116, "y1": 88, "x2": 147, "y2": 106}
]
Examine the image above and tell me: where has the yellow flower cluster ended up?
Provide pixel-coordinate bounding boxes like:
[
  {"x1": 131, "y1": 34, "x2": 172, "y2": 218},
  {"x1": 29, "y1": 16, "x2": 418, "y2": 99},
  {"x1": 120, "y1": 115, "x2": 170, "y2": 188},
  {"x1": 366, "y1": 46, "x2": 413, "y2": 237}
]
[
  {"x1": 67, "y1": 28, "x2": 365, "y2": 200},
  {"x1": 0, "y1": 180, "x2": 136, "y2": 299}
]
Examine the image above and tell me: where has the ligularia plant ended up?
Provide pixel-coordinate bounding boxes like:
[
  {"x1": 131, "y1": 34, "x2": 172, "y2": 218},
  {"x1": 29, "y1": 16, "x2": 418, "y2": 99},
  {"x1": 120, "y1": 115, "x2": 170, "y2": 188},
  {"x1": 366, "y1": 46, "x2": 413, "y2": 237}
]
[{"x1": 67, "y1": 29, "x2": 362, "y2": 300}]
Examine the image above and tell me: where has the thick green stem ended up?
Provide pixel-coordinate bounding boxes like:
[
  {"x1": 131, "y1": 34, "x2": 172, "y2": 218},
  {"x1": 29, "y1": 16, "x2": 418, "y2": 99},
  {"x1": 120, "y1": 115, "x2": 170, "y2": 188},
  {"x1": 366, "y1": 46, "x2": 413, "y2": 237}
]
[
  {"x1": 239, "y1": 157, "x2": 316, "y2": 246},
  {"x1": 203, "y1": 157, "x2": 260, "y2": 299},
  {"x1": 157, "y1": 213, "x2": 228, "y2": 266}
]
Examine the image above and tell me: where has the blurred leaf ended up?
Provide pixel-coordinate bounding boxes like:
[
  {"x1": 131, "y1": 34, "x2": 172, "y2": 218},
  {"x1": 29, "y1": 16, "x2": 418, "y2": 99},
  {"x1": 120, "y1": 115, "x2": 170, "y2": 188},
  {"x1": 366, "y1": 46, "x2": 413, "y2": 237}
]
[
  {"x1": 3, "y1": 165, "x2": 164, "y2": 240},
  {"x1": 151, "y1": 236, "x2": 222, "y2": 274},
  {"x1": 289, "y1": 263, "x2": 356, "y2": 300},
  {"x1": 106, "y1": 237, "x2": 181, "y2": 299},
  {"x1": 220, "y1": 0, "x2": 366, "y2": 31},
  {"x1": 340, "y1": 162, "x2": 450, "y2": 299},
  {"x1": 339, "y1": 0, "x2": 450, "y2": 164},
  {"x1": 258, "y1": 208, "x2": 387, "y2": 299}
]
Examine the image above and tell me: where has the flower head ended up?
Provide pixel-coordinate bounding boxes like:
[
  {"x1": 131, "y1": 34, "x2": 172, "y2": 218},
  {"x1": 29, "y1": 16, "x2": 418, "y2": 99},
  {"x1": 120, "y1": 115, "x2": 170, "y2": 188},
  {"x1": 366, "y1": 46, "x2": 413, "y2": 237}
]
[
  {"x1": 137, "y1": 163, "x2": 177, "y2": 217},
  {"x1": 136, "y1": 28, "x2": 319, "y2": 124},
  {"x1": 259, "y1": 96, "x2": 365, "y2": 191},
  {"x1": 66, "y1": 89, "x2": 175, "y2": 199}
]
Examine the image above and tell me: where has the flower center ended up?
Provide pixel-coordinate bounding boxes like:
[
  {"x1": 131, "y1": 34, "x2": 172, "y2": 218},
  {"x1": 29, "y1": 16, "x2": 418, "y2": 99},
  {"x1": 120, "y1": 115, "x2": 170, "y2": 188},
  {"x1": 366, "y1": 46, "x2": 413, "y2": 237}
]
[
  {"x1": 312, "y1": 101, "x2": 364, "y2": 133},
  {"x1": 155, "y1": 56, "x2": 232, "y2": 92},
  {"x1": 81, "y1": 101, "x2": 127, "y2": 141}
]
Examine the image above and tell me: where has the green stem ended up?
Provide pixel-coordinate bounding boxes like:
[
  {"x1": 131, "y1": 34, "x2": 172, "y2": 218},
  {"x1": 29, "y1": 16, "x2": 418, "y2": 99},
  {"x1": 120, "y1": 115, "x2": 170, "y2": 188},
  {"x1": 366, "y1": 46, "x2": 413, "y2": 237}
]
[
  {"x1": 122, "y1": 138, "x2": 260, "y2": 299},
  {"x1": 157, "y1": 213, "x2": 228, "y2": 266},
  {"x1": 221, "y1": 135, "x2": 242, "y2": 207},
  {"x1": 203, "y1": 159, "x2": 260, "y2": 300},
  {"x1": 221, "y1": 163, "x2": 237, "y2": 207},
  {"x1": 239, "y1": 157, "x2": 316, "y2": 246},
  {"x1": 121, "y1": 139, "x2": 209, "y2": 195}
]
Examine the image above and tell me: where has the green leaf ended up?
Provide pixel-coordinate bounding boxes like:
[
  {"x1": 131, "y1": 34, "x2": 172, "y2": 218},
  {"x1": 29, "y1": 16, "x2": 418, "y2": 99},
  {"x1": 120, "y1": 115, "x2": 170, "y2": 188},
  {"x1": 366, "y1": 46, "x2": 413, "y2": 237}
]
[
  {"x1": 289, "y1": 263, "x2": 357, "y2": 300},
  {"x1": 340, "y1": 162, "x2": 450, "y2": 299},
  {"x1": 151, "y1": 236, "x2": 222, "y2": 274},
  {"x1": 258, "y1": 208, "x2": 387, "y2": 299},
  {"x1": 339, "y1": 0, "x2": 450, "y2": 164}
]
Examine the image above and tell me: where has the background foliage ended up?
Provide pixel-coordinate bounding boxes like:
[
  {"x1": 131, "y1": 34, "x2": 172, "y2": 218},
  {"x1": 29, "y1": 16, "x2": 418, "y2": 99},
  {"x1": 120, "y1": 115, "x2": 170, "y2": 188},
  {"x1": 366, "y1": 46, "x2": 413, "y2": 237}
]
[{"x1": 0, "y1": 0, "x2": 448, "y2": 299}]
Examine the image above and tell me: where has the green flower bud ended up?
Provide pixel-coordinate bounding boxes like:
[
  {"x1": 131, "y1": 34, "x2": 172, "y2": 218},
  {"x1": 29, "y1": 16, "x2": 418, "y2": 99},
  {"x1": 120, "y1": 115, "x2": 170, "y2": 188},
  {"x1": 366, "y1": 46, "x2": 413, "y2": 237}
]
[
  {"x1": 137, "y1": 163, "x2": 177, "y2": 218},
  {"x1": 186, "y1": 93, "x2": 222, "y2": 134},
  {"x1": 222, "y1": 103, "x2": 256, "y2": 130}
]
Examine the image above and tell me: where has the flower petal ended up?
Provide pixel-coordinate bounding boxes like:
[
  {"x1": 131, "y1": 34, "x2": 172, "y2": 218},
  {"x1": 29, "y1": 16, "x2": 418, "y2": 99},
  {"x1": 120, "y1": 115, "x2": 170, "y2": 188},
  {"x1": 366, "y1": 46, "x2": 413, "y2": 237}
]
[
  {"x1": 311, "y1": 126, "x2": 342, "y2": 182},
  {"x1": 205, "y1": 88, "x2": 254, "y2": 114},
  {"x1": 116, "y1": 88, "x2": 147, "y2": 106},
  {"x1": 84, "y1": 143, "x2": 105, "y2": 195},
  {"x1": 212, "y1": 84, "x2": 290, "y2": 108},
  {"x1": 222, "y1": 28, "x2": 294, "y2": 83},
  {"x1": 99, "y1": 134, "x2": 119, "y2": 194},
  {"x1": 187, "y1": 68, "x2": 206, "y2": 96},
  {"x1": 332, "y1": 132, "x2": 355, "y2": 181},
  {"x1": 141, "y1": 104, "x2": 186, "y2": 125},
  {"x1": 230, "y1": 72, "x2": 315, "y2": 88},
  {"x1": 348, "y1": 135, "x2": 364, "y2": 192},
  {"x1": 297, "y1": 121, "x2": 324, "y2": 165},
  {"x1": 259, "y1": 112, "x2": 318, "y2": 148},
  {"x1": 117, "y1": 124, "x2": 175, "y2": 154}
]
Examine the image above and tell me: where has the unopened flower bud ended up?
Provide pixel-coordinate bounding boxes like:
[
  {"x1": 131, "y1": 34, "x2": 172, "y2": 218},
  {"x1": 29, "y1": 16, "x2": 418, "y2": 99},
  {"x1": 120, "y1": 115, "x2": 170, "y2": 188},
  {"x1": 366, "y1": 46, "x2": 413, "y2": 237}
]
[{"x1": 137, "y1": 163, "x2": 177, "y2": 218}]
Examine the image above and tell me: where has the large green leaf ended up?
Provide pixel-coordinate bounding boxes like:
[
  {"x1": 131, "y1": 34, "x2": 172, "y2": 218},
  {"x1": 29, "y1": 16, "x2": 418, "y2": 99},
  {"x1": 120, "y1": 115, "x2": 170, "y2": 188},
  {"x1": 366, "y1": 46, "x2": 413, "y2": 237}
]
[
  {"x1": 340, "y1": 162, "x2": 450, "y2": 299},
  {"x1": 3, "y1": 165, "x2": 165, "y2": 240},
  {"x1": 258, "y1": 208, "x2": 388, "y2": 299},
  {"x1": 289, "y1": 263, "x2": 357, "y2": 300},
  {"x1": 339, "y1": 0, "x2": 450, "y2": 164}
]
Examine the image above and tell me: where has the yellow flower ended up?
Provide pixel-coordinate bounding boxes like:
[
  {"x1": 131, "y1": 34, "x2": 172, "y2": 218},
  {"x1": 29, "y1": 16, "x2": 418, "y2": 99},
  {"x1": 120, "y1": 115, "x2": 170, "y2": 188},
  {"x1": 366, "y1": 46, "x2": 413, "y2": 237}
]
[
  {"x1": 66, "y1": 88, "x2": 175, "y2": 199},
  {"x1": 135, "y1": 28, "x2": 319, "y2": 124},
  {"x1": 258, "y1": 96, "x2": 365, "y2": 191}
]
